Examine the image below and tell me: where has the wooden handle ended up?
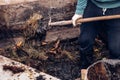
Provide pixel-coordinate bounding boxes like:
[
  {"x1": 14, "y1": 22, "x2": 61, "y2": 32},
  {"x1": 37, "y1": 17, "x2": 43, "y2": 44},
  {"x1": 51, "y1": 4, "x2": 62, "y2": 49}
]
[{"x1": 49, "y1": 15, "x2": 120, "y2": 26}]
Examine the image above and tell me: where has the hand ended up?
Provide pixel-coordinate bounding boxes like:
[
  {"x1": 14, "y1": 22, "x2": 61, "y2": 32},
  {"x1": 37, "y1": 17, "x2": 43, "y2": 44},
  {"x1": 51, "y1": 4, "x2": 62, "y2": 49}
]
[{"x1": 72, "y1": 14, "x2": 82, "y2": 26}]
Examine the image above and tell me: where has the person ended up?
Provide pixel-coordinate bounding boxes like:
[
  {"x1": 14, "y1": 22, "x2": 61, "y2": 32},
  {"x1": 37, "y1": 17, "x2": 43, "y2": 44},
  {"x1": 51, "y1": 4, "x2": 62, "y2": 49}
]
[{"x1": 72, "y1": 0, "x2": 120, "y2": 69}]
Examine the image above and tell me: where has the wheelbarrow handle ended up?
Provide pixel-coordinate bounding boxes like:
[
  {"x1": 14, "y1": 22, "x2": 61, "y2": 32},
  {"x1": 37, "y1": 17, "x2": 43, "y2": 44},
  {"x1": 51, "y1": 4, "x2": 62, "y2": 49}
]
[{"x1": 49, "y1": 15, "x2": 120, "y2": 26}]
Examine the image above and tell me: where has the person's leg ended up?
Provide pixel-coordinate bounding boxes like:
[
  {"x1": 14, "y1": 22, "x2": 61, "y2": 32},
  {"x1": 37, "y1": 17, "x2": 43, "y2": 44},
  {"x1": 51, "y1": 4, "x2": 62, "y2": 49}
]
[
  {"x1": 105, "y1": 7, "x2": 120, "y2": 59},
  {"x1": 79, "y1": 0, "x2": 102, "y2": 69},
  {"x1": 79, "y1": 22, "x2": 98, "y2": 69}
]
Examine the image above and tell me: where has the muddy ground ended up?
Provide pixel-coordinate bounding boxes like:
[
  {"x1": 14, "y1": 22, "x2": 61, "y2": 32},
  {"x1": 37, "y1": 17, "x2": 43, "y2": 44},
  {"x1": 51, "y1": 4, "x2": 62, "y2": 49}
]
[{"x1": 0, "y1": 32, "x2": 109, "y2": 80}]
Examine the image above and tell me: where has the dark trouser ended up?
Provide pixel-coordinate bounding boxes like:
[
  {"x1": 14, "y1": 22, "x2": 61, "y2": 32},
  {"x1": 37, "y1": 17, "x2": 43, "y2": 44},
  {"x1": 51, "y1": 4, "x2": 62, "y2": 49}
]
[{"x1": 79, "y1": 0, "x2": 120, "y2": 68}]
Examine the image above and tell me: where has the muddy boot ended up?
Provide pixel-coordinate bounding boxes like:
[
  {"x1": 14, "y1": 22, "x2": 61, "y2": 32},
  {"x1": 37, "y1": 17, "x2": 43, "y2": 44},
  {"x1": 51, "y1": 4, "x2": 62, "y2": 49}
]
[
  {"x1": 79, "y1": 52, "x2": 94, "y2": 80},
  {"x1": 79, "y1": 52, "x2": 94, "y2": 69}
]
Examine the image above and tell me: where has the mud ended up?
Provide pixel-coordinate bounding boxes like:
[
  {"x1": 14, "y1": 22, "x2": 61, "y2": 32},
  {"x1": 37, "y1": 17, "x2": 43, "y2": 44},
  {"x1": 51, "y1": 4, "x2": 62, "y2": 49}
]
[
  {"x1": 0, "y1": 36, "x2": 109, "y2": 80},
  {"x1": 0, "y1": 38, "x2": 81, "y2": 80},
  {"x1": 3, "y1": 65, "x2": 25, "y2": 74},
  {"x1": 36, "y1": 75, "x2": 45, "y2": 80}
]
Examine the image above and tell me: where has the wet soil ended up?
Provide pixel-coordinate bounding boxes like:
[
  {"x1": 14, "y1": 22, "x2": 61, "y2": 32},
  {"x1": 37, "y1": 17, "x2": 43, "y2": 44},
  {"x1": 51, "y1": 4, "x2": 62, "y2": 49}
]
[
  {"x1": 3, "y1": 65, "x2": 25, "y2": 74},
  {"x1": 36, "y1": 75, "x2": 45, "y2": 80},
  {"x1": 0, "y1": 34, "x2": 109, "y2": 80},
  {"x1": 0, "y1": 38, "x2": 81, "y2": 80}
]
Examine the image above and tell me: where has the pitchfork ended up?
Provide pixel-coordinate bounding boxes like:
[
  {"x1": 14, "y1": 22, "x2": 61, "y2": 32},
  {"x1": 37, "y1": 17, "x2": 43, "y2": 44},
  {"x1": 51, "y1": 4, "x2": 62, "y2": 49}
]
[{"x1": 48, "y1": 15, "x2": 120, "y2": 26}]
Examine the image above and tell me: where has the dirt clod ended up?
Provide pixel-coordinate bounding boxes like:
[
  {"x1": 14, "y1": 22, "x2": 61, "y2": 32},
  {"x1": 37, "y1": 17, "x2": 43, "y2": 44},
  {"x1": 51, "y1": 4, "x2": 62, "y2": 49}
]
[
  {"x1": 36, "y1": 75, "x2": 45, "y2": 80},
  {"x1": 3, "y1": 65, "x2": 25, "y2": 74}
]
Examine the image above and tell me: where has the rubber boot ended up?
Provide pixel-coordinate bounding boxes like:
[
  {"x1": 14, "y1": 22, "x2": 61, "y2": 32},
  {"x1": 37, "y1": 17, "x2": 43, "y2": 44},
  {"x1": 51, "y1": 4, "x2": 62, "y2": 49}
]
[{"x1": 80, "y1": 51, "x2": 94, "y2": 69}]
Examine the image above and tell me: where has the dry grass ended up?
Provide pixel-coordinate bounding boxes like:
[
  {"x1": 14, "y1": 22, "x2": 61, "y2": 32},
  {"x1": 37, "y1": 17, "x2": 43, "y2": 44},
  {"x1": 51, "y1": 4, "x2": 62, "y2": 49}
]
[{"x1": 23, "y1": 13, "x2": 43, "y2": 39}]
